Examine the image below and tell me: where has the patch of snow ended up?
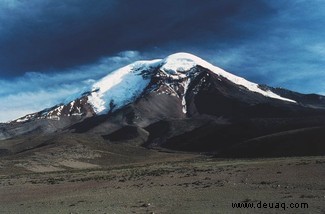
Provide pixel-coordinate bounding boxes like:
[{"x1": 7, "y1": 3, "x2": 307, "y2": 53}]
[
  {"x1": 47, "y1": 115, "x2": 60, "y2": 120},
  {"x1": 15, "y1": 114, "x2": 33, "y2": 123},
  {"x1": 69, "y1": 101, "x2": 75, "y2": 113},
  {"x1": 181, "y1": 78, "x2": 191, "y2": 113},
  {"x1": 56, "y1": 106, "x2": 64, "y2": 116},
  {"x1": 47, "y1": 105, "x2": 64, "y2": 117},
  {"x1": 164, "y1": 83, "x2": 179, "y2": 97}
]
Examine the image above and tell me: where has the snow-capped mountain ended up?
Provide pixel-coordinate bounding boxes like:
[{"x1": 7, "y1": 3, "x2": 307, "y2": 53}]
[
  {"x1": 2, "y1": 53, "x2": 325, "y2": 141},
  {"x1": 12, "y1": 53, "x2": 297, "y2": 122},
  {"x1": 2, "y1": 52, "x2": 325, "y2": 157}
]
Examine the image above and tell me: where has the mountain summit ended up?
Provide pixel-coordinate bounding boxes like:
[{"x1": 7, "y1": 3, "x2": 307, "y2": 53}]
[{"x1": 1, "y1": 53, "x2": 325, "y2": 157}]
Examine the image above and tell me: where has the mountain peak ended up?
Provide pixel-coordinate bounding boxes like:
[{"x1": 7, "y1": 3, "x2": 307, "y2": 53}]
[
  {"x1": 163, "y1": 52, "x2": 205, "y2": 65},
  {"x1": 161, "y1": 52, "x2": 212, "y2": 74},
  {"x1": 10, "y1": 52, "x2": 298, "y2": 125}
]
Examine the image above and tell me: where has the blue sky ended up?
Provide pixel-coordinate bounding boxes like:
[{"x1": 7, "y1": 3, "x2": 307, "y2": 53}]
[{"x1": 0, "y1": 0, "x2": 324, "y2": 122}]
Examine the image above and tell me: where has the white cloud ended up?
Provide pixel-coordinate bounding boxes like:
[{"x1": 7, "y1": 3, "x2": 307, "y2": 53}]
[
  {"x1": 307, "y1": 43, "x2": 325, "y2": 58},
  {"x1": 0, "y1": 0, "x2": 22, "y2": 9},
  {"x1": 0, "y1": 89, "x2": 80, "y2": 122}
]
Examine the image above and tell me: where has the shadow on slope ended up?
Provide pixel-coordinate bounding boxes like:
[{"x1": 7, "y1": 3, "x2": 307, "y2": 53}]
[
  {"x1": 221, "y1": 126, "x2": 325, "y2": 158},
  {"x1": 144, "y1": 116, "x2": 325, "y2": 158}
]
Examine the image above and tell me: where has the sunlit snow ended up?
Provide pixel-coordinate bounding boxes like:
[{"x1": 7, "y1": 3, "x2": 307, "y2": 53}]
[
  {"x1": 88, "y1": 52, "x2": 296, "y2": 115},
  {"x1": 87, "y1": 59, "x2": 161, "y2": 114}
]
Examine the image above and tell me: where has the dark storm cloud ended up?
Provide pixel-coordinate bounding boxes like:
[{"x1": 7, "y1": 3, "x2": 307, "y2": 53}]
[{"x1": 0, "y1": 0, "x2": 274, "y2": 76}]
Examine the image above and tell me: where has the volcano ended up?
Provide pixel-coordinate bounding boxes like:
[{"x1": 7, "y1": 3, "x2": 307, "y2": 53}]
[{"x1": 1, "y1": 53, "x2": 325, "y2": 157}]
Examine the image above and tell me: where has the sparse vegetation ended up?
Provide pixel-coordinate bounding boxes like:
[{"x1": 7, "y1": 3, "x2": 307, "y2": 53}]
[{"x1": 0, "y1": 142, "x2": 324, "y2": 213}]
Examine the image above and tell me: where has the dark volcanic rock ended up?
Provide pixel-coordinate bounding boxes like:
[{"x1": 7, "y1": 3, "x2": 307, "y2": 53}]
[{"x1": 103, "y1": 125, "x2": 149, "y2": 145}]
